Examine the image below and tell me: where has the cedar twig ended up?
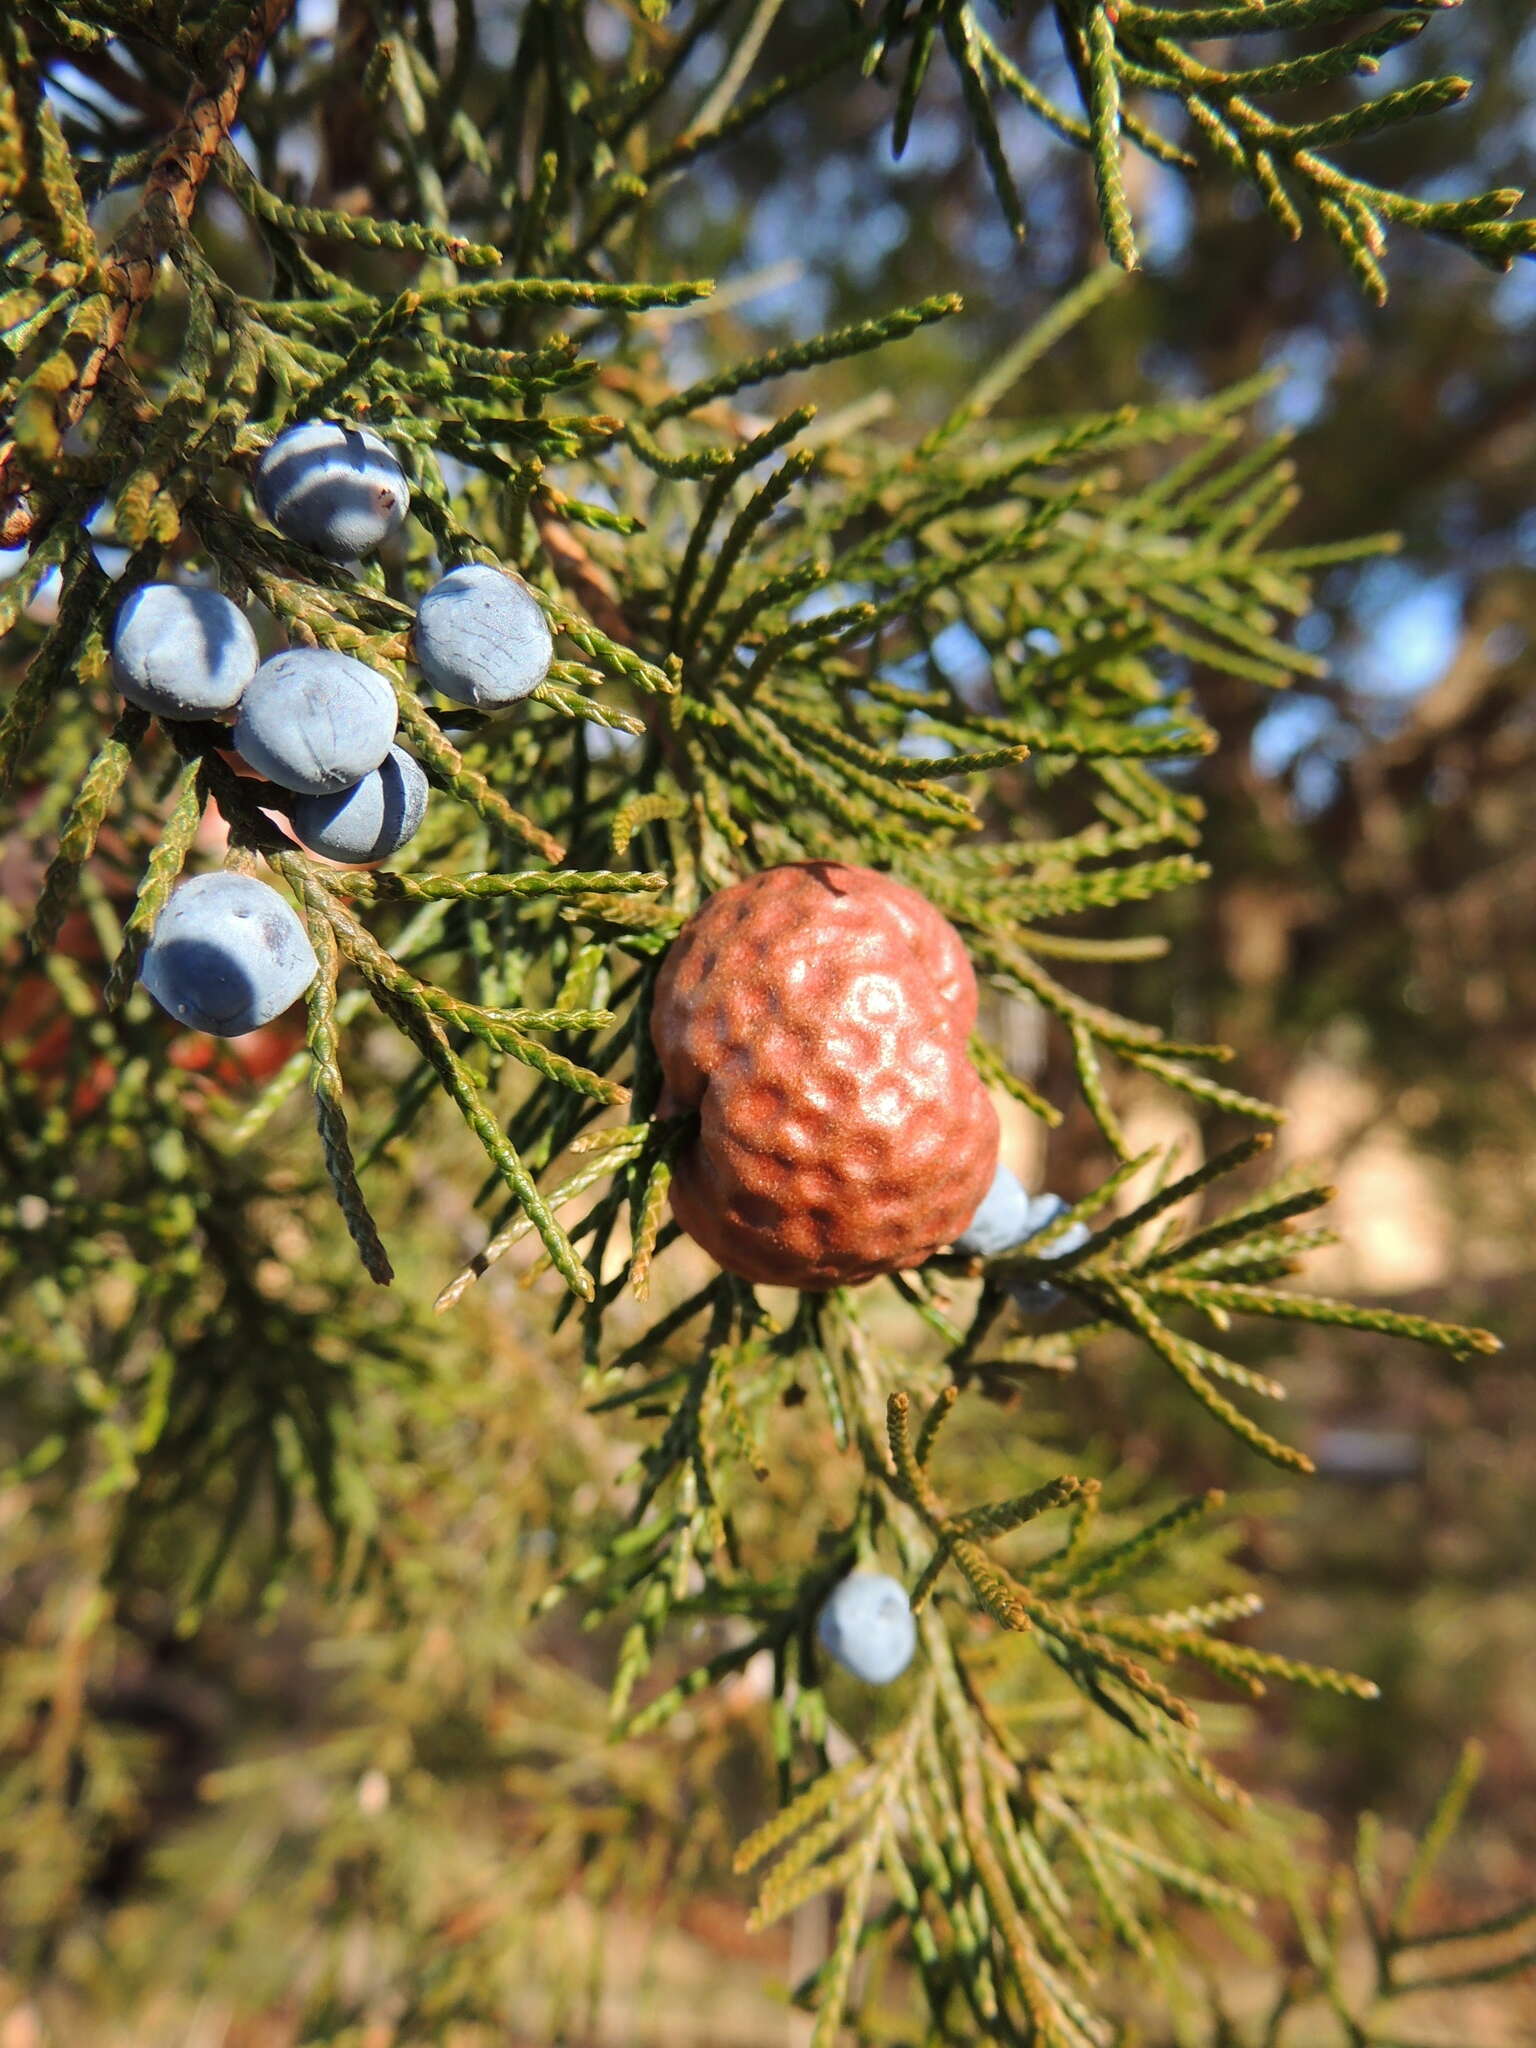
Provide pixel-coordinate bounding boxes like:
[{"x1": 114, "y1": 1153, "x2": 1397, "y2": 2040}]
[{"x1": 0, "y1": 0, "x2": 296, "y2": 499}]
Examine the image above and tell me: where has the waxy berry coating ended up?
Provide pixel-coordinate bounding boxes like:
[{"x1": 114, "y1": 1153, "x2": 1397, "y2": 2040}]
[
  {"x1": 952, "y1": 1174, "x2": 1090, "y2": 1310},
  {"x1": 140, "y1": 872, "x2": 317, "y2": 1037},
  {"x1": 818, "y1": 1572, "x2": 917, "y2": 1685},
  {"x1": 414, "y1": 563, "x2": 553, "y2": 708},
  {"x1": 1008, "y1": 1193, "x2": 1092, "y2": 1314},
  {"x1": 291, "y1": 744, "x2": 428, "y2": 864},
  {"x1": 111, "y1": 583, "x2": 260, "y2": 719},
  {"x1": 954, "y1": 1161, "x2": 1034, "y2": 1259},
  {"x1": 651, "y1": 862, "x2": 998, "y2": 1288},
  {"x1": 255, "y1": 420, "x2": 409, "y2": 561},
  {"x1": 233, "y1": 647, "x2": 398, "y2": 796}
]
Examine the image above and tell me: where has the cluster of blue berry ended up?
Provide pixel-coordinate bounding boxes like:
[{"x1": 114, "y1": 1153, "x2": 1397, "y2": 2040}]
[
  {"x1": 117, "y1": 420, "x2": 554, "y2": 1037},
  {"x1": 116, "y1": 424, "x2": 1084, "y2": 1688}
]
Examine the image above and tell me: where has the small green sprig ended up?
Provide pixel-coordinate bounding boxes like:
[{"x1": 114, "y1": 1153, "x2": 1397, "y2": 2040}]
[{"x1": 861, "y1": 0, "x2": 1536, "y2": 295}]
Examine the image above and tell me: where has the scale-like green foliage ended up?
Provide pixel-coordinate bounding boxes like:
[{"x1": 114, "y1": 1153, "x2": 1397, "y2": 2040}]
[
  {"x1": 0, "y1": 3, "x2": 1520, "y2": 2042},
  {"x1": 866, "y1": 0, "x2": 1536, "y2": 295}
]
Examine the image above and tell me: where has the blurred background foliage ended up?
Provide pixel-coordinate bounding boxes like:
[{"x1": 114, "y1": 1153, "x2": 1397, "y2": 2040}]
[{"x1": 1, "y1": 0, "x2": 1533, "y2": 2042}]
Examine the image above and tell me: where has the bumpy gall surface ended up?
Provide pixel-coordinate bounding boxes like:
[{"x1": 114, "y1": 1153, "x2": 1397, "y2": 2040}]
[{"x1": 651, "y1": 861, "x2": 998, "y2": 1288}]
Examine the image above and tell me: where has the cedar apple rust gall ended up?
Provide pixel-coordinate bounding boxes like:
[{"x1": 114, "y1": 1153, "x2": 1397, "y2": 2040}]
[{"x1": 650, "y1": 862, "x2": 999, "y2": 1288}]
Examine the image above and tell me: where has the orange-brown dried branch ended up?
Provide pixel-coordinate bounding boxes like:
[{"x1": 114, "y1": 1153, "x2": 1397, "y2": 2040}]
[
  {"x1": 533, "y1": 497, "x2": 635, "y2": 646},
  {"x1": 0, "y1": 0, "x2": 296, "y2": 502}
]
